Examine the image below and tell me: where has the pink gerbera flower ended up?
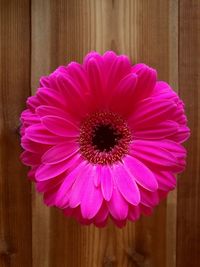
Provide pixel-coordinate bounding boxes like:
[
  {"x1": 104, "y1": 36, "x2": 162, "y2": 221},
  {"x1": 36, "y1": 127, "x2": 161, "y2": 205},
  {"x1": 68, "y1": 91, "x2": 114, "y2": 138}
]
[{"x1": 20, "y1": 51, "x2": 190, "y2": 227}]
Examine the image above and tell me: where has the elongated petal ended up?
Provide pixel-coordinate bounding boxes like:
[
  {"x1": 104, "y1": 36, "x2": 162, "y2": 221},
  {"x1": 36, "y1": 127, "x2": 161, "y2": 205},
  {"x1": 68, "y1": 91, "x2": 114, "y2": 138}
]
[
  {"x1": 170, "y1": 126, "x2": 190, "y2": 143},
  {"x1": 130, "y1": 140, "x2": 184, "y2": 173},
  {"x1": 56, "y1": 75, "x2": 88, "y2": 115},
  {"x1": 25, "y1": 124, "x2": 67, "y2": 144},
  {"x1": 134, "y1": 121, "x2": 178, "y2": 140},
  {"x1": 21, "y1": 137, "x2": 50, "y2": 154},
  {"x1": 106, "y1": 55, "x2": 131, "y2": 95},
  {"x1": 94, "y1": 164, "x2": 101, "y2": 187},
  {"x1": 113, "y1": 163, "x2": 140, "y2": 205},
  {"x1": 94, "y1": 202, "x2": 109, "y2": 225},
  {"x1": 69, "y1": 163, "x2": 95, "y2": 208},
  {"x1": 40, "y1": 76, "x2": 50, "y2": 88},
  {"x1": 124, "y1": 155, "x2": 158, "y2": 191},
  {"x1": 110, "y1": 73, "x2": 138, "y2": 115},
  {"x1": 139, "y1": 188, "x2": 159, "y2": 207},
  {"x1": 41, "y1": 142, "x2": 79, "y2": 165},
  {"x1": 36, "y1": 105, "x2": 70, "y2": 119},
  {"x1": 56, "y1": 161, "x2": 87, "y2": 207},
  {"x1": 128, "y1": 98, "x2": 177, "y2": 128},
  {"x1": 86, "y1": 57, "x2": 105, "y2": 108},
  {"x1": 37, "y1": 87, "x2": 66, "y2": 108},
  {"x1": 21, "y1": 110, "x2": 40, "y2": 124},
  {"x1": 35, "y1": 154, "x2": 79, "y2": 181},
  {"x1": 41, "y1": 115, "x2": 79, "y2": 137},
  {"x1": 81, "y1": 165, "x2": 103, "y2": 219},
  {"x1": 154, "y1": 171, "x2": 176, "y2": 191},
  {"x1": 128, "y1": 206, "x2": 140, "y2": 221},
  {"x1": 36, "y1": 174, "x2": 65, "y2": 193},
  {"x1": 108, "y1": 186, "x2": 128, "y2": 220},
  {"x1": 43, "y1": 187, "x2": 59, "y2": 206},
  {"x1": 103, "y1": 51, "x2": 117, "y2": 74},
  {"x1": 132, "y1": 64, "x2": 157, "y2": 101},
  {"x1": 26, "y1": 96, "x2": 40, "y2": 111},
  {"x1": 100, "y1": 166, "x2": 113, "y2": 201},
  {"x1": 66, "y1": 62, "x2": 90, "y2": 93},
  {"x1": 20, "y1": 151, "x2": 40, "y2": 166}
]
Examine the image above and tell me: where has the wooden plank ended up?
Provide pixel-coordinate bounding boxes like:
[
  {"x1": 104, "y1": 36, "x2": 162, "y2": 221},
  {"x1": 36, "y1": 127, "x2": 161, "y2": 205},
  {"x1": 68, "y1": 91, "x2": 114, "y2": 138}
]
[
  {"x1": 31, "y1": 1, "x2": 51, "y2": 266},
  {"x1": 166, "y1": 1, "x2": 179, "y2": 266},
  {"x1": 177, "y1": 1, "x2": 200, "y2": 266},
  {"x1": 134, "y1": 1, "x2": 179, "y2": 267},
  {"x1": 0, "y1": 0, "x2": 32, "y2": 266}
]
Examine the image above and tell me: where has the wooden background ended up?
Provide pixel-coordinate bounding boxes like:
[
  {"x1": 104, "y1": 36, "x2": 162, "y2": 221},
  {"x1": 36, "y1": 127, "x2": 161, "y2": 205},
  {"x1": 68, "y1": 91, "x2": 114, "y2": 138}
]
[{"x1": 0, "y1": 0, "x2": 199, "y2": 266}]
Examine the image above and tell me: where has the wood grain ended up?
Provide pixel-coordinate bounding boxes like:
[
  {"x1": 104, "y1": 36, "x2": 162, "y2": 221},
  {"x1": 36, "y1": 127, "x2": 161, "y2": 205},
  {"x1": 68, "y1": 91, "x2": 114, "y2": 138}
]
[
  {"x1": 177, "y1": 1, "x2": 200, "y2": 266},
  {"x1": 1, "y1": 0, "x2": 200, "y2": 266},
  {"x1": 0, "y1": 0, "x2": 32, "y2": 266},
  {"x1": 134, "y1": 1, "x2": 178, "y2": 267},
  {"x1": 31, "y1": 1, "x2": 51, "y2": 266}
]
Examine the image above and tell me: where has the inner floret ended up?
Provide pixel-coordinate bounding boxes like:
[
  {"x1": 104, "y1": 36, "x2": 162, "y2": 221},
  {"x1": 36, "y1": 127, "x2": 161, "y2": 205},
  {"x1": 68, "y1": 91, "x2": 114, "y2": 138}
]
[{"x1": 79, "y1": 112, "x2": 132, "y2": 165}]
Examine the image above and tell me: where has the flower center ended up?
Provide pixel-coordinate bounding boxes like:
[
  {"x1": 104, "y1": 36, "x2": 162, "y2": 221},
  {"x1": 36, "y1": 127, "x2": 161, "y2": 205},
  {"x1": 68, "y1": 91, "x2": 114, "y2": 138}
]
[
  {"x1": 92, "y1": 124, "x2": 122, "y2": 152},
  {"x1": 79, "y1": 112, "x2": 132, "y2": 165}
]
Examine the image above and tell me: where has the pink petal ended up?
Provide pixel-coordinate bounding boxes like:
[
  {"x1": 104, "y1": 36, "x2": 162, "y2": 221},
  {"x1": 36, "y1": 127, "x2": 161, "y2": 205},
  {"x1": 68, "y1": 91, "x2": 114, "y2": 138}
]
[
  {"x1": 102, "y1": 51, "x2": 117, "y2": 74},
  {"x1": 158, "y1": 190, "x2": 168, "y2": 201},
  {"x1": 108, "y1": 186, "x2": 128, "y2": 220},
  {"x1": 27, "y1": 166, "x2": 37, "y2": 181},
  {"x1": 85, "y1": 57, "x2": 105, "y2": 108},
  {"x1": 140, "y1": 204, "x2": 153, "y2": 216},
  {"x1": 128, "y1": 206, "x2": 140, "y2": 221},
  {"x1": 25, "y1": 124, "x2": 67, "y2": 144},
  {"x1": 130, "y1": 140, "x2": 184, "y2": 173},
  {"x1": 36, "y1": 87, "x2": 66, "y2": 108},
  {"x1": 26, "y1": 96, "x2": 40, "y2": 111},
  {"x1": 106, "y1": 55, "x2": 131, "y2": 95},
  {"x1": 153, "y1": 81, "x2": 178, "y2": 101},
  {"x1": 20, "y1": 110, "x2": 40, "y2": 124},
  {"x1": 40, "y1": 76, "x2": 50, "y2": 87},
  {"x1": 112, "y1": 163, "x2": 140, "y2": 205},
  {"x1": 155, "y1": 139, "x2": 186, "y2": 159},
  {"x1": 134, "y1": 121, "x2": 178, "y2": 140},
  {"x1": 132, "y1": 64, "x2": 157, "y2": 101},
  {"x1": 41, "y1": 115, "x2": 79, "y2": 137},
  {"x1": 43, "y1": 187, "x2": 58, "y2": 206},
  {"x1": 21, "y1": 137, "x2": 50, "y2": 154},
  {"x1": 123, "y1": 155, "x2": 158, "y2": 192},
  {"x1": 109, "y1": 73, "x2": 138, "y2": 115},
  {"x1": 66, "y1": 62, "x2": 89, "y2": 92},
  {"x1": 68, "y1": 163, "x2": 94, "y2": 208},
  {"x1": 81, "y1": 165, "x2": 103, "y2": 219},
  {"x1": 154, "y1": 171, "x2": 176, "y2": 191},
  {"x1": 56, "y1": 161, "x2": 87, "y2": 207},
  {"x1": 56, "y1": 75, "x2": 88, "y2": 115},
  {"x1": 41, "y1": 142, "x2": 79, "y2": 164},
  {"x1": 100, "y1": 166, "x2": 113, "y2": 201},
  {"x1": 128, "y1": 98, "x2": 177, "y2": 128},
  {"x1": 36, "y1": 105, "x2": 70, "y2": 119},
  {"x1": 83, "y1": 51, "x2": 102, "y2": 67},
  {"x1": 94, "y1": 202, "x2": 109, "y2": 225},
  {"x1": 36, "y1": 174, "x2": 65, "y2": 193},
  {"x1": 20, "y1": 151, "x2": 40, "y2": 166},
  {"x1": 35, "y1": 154, "x2": 79, "y2": 181},
  {"x1": 139, "y1": 187, "x2": 159, "y2": 207},
  {"x1": 170, "y1": 125, "x2": 190, "y2": 143},
  {"x1": 69, "y1": 174, "x2": 87, "y2": 208},
  {"x1": 94, "y1": 164, "x2": 101, "y2": 187}
]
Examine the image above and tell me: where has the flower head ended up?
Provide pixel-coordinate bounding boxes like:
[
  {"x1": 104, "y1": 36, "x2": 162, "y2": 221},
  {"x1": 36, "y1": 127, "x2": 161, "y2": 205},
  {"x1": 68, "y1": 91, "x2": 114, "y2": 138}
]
[{"x1": 20, "y1": 51, "x2": 190, "y2": 227}]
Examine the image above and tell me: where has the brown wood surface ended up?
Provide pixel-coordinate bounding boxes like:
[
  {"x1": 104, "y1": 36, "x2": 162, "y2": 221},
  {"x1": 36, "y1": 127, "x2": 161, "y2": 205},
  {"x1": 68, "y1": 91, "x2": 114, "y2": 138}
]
[
  {"x1": 0, "y1": 0, "x2": 32, "y2": 266},
  {"x1": 0, "y1": 0, "x2": 199, "y2": 266}
]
